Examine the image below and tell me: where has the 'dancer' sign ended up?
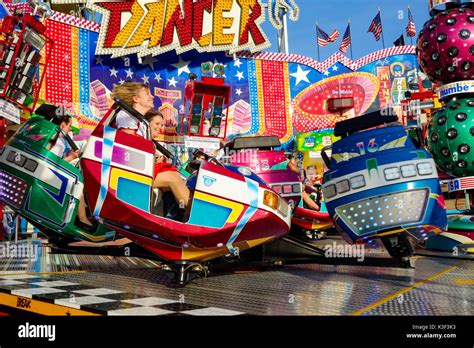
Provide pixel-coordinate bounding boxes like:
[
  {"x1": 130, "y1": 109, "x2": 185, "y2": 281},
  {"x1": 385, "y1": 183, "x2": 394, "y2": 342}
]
[{"x1": 88, "y1": 0, "x2": 279, "y2": 58}]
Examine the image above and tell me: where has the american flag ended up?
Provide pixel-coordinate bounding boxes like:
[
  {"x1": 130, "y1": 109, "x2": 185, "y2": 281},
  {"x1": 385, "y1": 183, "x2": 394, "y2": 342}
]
[
  {"x1": 368, "y1": 11, "x2": 383, "y2": 41},
  {"x1": 406, "y1": 7, "x2": 416, "y2": 37},
  {"x1": 459, "y1": 177, "x2": 474, "y2": 190},
  {"x1": 339, "y1": 22, "x2": 352, "y2": 54},
  {"x1": 317, "y1": 26, "x2": 339, "y2": 47}
]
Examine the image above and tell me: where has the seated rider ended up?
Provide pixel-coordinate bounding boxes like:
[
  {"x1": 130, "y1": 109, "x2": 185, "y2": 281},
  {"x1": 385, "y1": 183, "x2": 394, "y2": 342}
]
[
  {"x1": 110, "y1": 82, "x2": 191, "y2": 210},
  {"x1": 286, "y1": 154, "x2": 321, "y2": 211},
  {"x1": 34, "y1": 104, "x2": 97, "y2": 231}
]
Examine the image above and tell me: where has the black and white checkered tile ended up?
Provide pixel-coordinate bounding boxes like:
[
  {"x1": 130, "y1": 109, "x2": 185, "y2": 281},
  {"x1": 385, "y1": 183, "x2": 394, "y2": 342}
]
[{"x1": 0, "y1": 274, "x2": 245, "y2": 316}]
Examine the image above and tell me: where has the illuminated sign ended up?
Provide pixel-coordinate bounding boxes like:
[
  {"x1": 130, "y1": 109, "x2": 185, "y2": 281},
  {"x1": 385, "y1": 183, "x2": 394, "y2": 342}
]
[
  {"x1": 88, "y1": 0, "x2": 275, "y2": 58},
  {"x1": 296, "y1": 130, "x2": 339, "y2": 152},
  {"x1": 0, "y1": 99, "x2": 21, "y2": 124},
  {"x1": 377, "y1": 66, "x2": 391, "y2": 110}
]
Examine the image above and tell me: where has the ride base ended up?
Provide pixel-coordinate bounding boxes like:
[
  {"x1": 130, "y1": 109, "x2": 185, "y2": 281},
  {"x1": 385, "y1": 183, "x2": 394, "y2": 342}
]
[{"x1": 0, "y1": 237, "x2": 471, "y2": 316}]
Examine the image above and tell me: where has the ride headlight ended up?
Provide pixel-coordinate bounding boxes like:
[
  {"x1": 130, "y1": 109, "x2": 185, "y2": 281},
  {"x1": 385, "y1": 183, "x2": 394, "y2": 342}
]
[
  {"x1": 417, "y1": 163, "x2": 433, "y2": 176},
  {"x1": 384, "y1": 167, "x2": 400, "y2": 181},
  {"x1": 263, "y1": 190, "x2": 279, "y2": 210},
  {"x1": 278, "y1": 198, "x2": 289, "y2": 217},
  {"x1": 336, "y1": 180, "x2": 350, "y2": 194},
  {"x1": 350, "y1": 175, "x2": 365, "y2": 190},
  {"x1": 401, "y1": 164, "x2": 417, "y2": 178},
  {"x1": 272, "y1": 185, "x2": 282, "y2": 194}
]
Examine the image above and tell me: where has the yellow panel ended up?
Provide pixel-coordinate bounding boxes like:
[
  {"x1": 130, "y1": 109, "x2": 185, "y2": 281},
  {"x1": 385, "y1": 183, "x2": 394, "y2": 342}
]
[
  {"x1": 77, "y1": 231, "x2": 106, "y2": 242},
  {"x1": 110, "y1": 168, "x2": 153, "y2": 191}
]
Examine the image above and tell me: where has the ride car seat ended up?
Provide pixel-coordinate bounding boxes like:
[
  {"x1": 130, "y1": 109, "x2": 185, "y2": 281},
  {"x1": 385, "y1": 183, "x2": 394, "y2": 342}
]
[{"x1": 151, "y1": 188, "x2": 164, "y2": 216}]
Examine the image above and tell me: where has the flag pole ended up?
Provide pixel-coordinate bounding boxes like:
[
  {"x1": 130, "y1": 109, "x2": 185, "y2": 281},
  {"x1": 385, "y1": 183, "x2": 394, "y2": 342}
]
[
  {"x1": 379, "y1": 8, "x2": 386, "y2": 49},
  {"x1": 316, "y1": 21, "x2": 321, "y2": 61},
  {"x1": 349, "y1": 19, "x2": 353, "y2": 60},
  {"x1": 408, "y1": 6, "x2": 414, "y2": 45}
]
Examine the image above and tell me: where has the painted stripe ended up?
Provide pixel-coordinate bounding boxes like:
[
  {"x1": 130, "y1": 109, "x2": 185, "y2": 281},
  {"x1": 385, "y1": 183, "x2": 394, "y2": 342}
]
[
  {"x1": 78, "y1": 28, "x2": 96, "y2": 120},
  {"x1": 93, "y1": 127, "x2": 116, "y2": 216},
  {"x1": 71, "y1": 26, "x2": 81, "y2": 117},
  {"x1": 0, "y1": 292, "x2": 99, "y2": 316},
  {"x1": 226, "y1": 178, "x2": 259, "y2": 255},
  {"x1": 237, "y1": 46, "x2": 415, "y2": 72},
  {"x1": 49, "y1": 11, "x2": 101, "y2": 32},
  {"x1": 454, "y1": 279, "x2": 474, "y2": 285},
  {"x1": 255, "y1": 60, "x2": 266, "y2": 135},
  {"x1": 245, "y1": 59, "x2": 261, "y2": 136},
  {"x1": 351, "y1": 262, "x2": 465, "y2": 315}
]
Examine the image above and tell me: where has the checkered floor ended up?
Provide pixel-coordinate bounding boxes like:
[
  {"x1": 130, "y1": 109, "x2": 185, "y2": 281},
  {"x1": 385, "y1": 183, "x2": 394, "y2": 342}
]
[{"x1": 0, "y1": 274, "x2": 245, "y2": 316}]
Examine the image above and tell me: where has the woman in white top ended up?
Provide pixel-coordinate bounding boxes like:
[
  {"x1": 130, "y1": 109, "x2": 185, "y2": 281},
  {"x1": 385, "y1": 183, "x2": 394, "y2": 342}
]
[{"x1": 111, "y1": 81, "x2": 154, "y2": 137}]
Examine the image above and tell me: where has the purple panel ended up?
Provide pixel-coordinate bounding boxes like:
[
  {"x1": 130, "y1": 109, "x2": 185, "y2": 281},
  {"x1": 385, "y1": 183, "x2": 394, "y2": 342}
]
[
  {"x1": 94, "y1": 141, "x2": 102, "y2": 158},
  {"x1": 93, "y1": 140, "x2": 145, "y2": 171}
]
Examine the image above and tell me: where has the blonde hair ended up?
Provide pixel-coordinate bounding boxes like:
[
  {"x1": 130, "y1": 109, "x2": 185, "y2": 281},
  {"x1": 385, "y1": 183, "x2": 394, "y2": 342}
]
[{"x1": 110, "y1": 81, "x2": 149, "y2": 107}]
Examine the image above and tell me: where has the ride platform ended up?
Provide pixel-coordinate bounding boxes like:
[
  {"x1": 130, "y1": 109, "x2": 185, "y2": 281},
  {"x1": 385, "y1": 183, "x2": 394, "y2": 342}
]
[{"x1": 0, "y1": 238, "x2": 472, "y2": 316}]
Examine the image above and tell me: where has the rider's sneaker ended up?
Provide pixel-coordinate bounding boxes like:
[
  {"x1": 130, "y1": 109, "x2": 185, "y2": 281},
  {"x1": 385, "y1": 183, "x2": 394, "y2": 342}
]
[{"x1": 75, "y1": 218, "x2": 98, "y2": 232}]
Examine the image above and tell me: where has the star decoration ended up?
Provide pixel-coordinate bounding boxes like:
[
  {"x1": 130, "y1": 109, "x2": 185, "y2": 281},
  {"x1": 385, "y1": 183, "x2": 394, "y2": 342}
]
[
  {"x1": 332, "y1": 65, "x2": 339, "y2": 72},
  {"x1": 323, "y1": 70, "x2": 330, "y2": 76},
  {"x1": 141, "y1": 75, "x2": 150, "y2": 84},
  {"x1": 236, "y1": 71, "x2": 244, "y2": 81},
  {"x1": 119, "y1": 79, "x2": 125, "y2": 85},
  {"x1": 154, "y1": 73, "x2": 162, "y2": 83},
  {"x1": 95, "y1": 56, "x2": 104, "y2": 66},
  {"x1": 125, "y1": 68, "x2": 134, "y2": 79},
  {"x1": 290, "y1": 65, "x2": 311, "y2": 86},
  {"x1": 236, "y1": 88, "x2": 243, "y2": 96},
  {"x1": 376, "y1": 58, "x2": 389, "y2": 66},
  {"x1": 140, "y1": 55, "x2": 157, "y2": 70},
  {"x1": 109, "y1": 67, "x2": 118, "y2": 77},
  {"x1": 234, "y1": 58, "x2": 242, "y2": 68},
  {"x1": 171, "y1": 56, "x2": 191, "y2": 77},
  {"x1": 168, "y1": 76, "x2": 178, "y2": 87}
]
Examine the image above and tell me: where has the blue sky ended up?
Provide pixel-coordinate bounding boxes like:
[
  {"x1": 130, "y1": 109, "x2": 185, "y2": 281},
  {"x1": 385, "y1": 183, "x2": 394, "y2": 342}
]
[{"x1": 260, "y1": 0, "x2": 429, "y2": 61}]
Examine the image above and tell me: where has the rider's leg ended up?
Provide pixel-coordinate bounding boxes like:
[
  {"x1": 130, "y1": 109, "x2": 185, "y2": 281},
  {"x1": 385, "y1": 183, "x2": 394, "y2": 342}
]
[
  {"x1": 77, "y1": 196, "x2": 93, "y2": 227},
  {"x1": 153, "y1": 171, "x2": 190, "y2": 209}
]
